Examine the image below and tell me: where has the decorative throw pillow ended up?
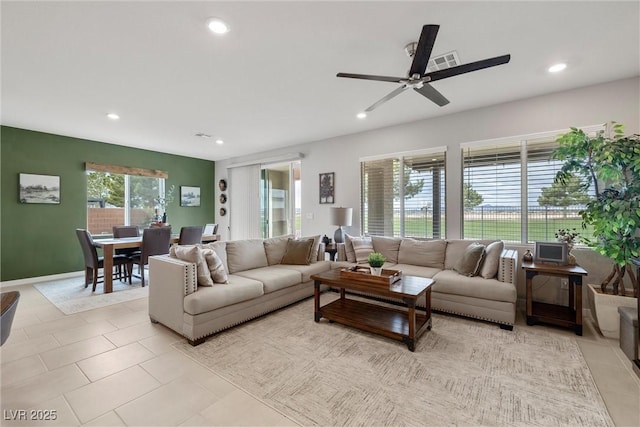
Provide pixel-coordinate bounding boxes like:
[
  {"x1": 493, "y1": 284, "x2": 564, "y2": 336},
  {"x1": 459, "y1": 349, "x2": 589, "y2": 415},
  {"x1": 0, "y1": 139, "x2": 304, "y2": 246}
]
[
  {"x1": 479, "y1": 241, "x2": 504, "y2": 279},
  {"x1": 299, "y1": 235, "x2": 321, "y2": 263},
  {"x1": 201, "y1": 248, "x2": 229, "y2": 284},
  {"x1": 453, "y1": 242, "x2": 486, "y2": 277},
  {"x1": 170, "y1": 245, "x2": 214, "y2": 287},
  {"x1": 351, "y1": 238, "x2": 374, "y2": 263},
  {"x1": 263, "y1": 235, "x2": 293, "y2": 265},
  {"x1": 344, "y1": 234, "x2": 357, "y2": 263},
  {"x1": 281, "y1": 238, "x2": 314, "y2": 265}
]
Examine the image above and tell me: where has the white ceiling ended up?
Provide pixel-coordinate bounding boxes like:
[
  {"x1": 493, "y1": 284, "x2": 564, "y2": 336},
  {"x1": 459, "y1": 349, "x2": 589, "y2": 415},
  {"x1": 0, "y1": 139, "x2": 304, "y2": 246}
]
[{"x1": 2, "y1": 1, "x2": 639, "y2": 161}]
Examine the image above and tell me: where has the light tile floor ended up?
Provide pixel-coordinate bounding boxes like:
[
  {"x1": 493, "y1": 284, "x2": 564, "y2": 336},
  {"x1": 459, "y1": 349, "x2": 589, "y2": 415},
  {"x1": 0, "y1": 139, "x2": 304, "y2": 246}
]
[{"x1": 1, "y1": 282, "x2": 639, "y2": 426}]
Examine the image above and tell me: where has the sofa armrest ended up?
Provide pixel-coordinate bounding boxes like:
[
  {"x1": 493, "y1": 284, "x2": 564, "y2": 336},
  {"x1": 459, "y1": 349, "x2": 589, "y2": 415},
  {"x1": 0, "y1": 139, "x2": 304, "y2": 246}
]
[
  {"x1": 149, "y1": 255, "x2": 197, "y2": 335},
  {"x1": 336, "y1": 243, "x2": 347, "y2": 261},
  {"x1": 498, "y1": 249, "x2": 518, "y2": 284}
]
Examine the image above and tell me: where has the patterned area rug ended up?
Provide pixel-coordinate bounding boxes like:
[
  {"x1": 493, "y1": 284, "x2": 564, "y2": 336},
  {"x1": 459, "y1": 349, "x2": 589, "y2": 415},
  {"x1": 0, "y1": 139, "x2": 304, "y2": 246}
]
[
  {"x1": 34, "y1": 275, "x2": 148, "y2": 315},
  {"x1": 175, "y1": 294, "x2": 613, "y2": 427}
]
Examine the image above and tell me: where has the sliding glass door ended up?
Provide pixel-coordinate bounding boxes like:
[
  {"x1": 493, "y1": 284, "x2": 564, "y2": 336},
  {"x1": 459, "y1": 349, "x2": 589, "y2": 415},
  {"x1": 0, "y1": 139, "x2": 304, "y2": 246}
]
[{"x1": 260, "y1": 161, "x2": 300, "y2": 238}]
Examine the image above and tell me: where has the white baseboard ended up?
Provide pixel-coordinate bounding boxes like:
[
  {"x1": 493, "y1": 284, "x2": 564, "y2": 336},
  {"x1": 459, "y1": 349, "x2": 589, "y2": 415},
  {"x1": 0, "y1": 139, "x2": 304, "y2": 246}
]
[{"x1": 0, "y1": 271, "x2": 84, "y2": 290}]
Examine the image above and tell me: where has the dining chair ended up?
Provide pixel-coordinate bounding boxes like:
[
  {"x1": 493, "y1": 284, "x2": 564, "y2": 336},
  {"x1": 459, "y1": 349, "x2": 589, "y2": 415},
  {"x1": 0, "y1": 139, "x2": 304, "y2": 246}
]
[
  {"x1": 1, "y1": 291, "x2": 20, "y2": 346},
  {"x1": 179, "y1": 226, "x2": 204, "y2": 245},
  {"x1": 76, "y1": 229, "x2": 132, "y2": 291},
  {"x1": 113, "y1": 225, "x2": 140, "y2": 279},
  {"x1": 130, "y1": 226, "x2": 171, "y2": 286}
]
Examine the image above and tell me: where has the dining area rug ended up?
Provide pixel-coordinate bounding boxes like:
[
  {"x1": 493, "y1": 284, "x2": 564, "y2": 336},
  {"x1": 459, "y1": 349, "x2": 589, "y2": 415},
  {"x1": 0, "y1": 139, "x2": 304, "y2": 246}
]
[
  {"x1": 175, "y1": 295, "x2": 614, "y2": 427},
  {"x1": 34, "y1": 275, "x2": 148, "y2": 315}
]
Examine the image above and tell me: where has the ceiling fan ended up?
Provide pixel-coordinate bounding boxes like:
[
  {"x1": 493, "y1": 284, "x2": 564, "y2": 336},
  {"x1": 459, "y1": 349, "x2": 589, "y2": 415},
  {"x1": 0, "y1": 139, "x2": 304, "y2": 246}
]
[{"x1": 337, "y1": 24, "x2": 511, "y2": 113}]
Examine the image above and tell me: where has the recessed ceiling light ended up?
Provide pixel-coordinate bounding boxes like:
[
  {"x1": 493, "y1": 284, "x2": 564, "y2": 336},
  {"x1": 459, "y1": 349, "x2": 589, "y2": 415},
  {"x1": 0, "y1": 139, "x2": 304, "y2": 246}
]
[
  {"x1": 215, "y1": 139, "x2": 224, "y2": 145},
  {"x1": 548, "y1": 63, "x2": 567, "y2": 73},
  {"x1": 106, "y1": 113, "x2": 120, "y2": 120},
  {"x1": 207, "y1": 17, "x2": 229, "y2": 34},
  {"x1": 357, "y1": 112, "x2": 367, "y2": 119}
]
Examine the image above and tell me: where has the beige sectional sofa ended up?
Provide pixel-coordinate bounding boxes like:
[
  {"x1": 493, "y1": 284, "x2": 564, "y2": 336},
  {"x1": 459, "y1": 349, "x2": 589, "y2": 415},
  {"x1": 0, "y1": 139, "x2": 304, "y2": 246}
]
[
  {"x1": 148, "y1": 235, "x2": 518, "y2": 347},
  {"x1": 148, "y1": 236, "x2": 330, "y2": 345},
  {"x1": 334, "y1": 236, "x2": 518, "y2": 329}
]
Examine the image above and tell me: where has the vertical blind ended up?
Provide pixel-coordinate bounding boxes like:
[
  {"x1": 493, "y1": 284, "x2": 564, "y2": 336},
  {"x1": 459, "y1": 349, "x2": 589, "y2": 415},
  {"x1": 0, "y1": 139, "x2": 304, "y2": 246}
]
[
  {"x1": 229, "y1": 164, "x2": 262, "y2": 240},
  {"x1": 361, "y1": 151, "x2": 446, "y2": 239}
]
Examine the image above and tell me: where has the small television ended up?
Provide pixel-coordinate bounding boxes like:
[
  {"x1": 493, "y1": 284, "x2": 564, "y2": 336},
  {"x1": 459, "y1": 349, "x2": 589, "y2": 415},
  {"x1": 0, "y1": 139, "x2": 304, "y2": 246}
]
[{"x1": 533, "y1": 241, "x2": 568, "y2": 265}]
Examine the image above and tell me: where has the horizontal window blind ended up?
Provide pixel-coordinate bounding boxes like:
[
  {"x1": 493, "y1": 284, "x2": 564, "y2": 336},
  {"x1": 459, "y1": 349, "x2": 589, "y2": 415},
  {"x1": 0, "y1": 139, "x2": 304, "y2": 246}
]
[
  {"x1": 462, "y1": 129, "x2": 599, "y2": 244},
  {"x1": 361, "y1": 151, "x2": 446, "y2": 239},
  {"x1": 527, "y1": 137, "x2": 594, "y2": 243},
  {"x1": 462, "y1": 142, "x2": 521, "y2": 242}
]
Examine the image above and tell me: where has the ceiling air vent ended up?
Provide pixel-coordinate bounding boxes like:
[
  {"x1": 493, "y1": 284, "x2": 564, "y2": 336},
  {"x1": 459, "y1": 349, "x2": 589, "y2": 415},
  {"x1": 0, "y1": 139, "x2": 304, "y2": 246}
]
[{"x1": 427, "y1": 51, "x2": 460, "y2": 73}]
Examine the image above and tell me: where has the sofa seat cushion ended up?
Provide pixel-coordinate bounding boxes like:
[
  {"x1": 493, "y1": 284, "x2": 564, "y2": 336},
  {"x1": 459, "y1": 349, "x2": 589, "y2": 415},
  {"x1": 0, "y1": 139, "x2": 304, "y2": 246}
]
[
  {"x1": 432, "y1": 270, "x2": 517, "y2": 303},
  {"x1": 234, "y1": 267, "x2": 302, "y2": 293},
  {"x1": 273, "y1": 260, "x2": 332, "y2": 282},
  {"x1": 183, "y1": 276, "x2": 264, "y2": 315},
  {"x1": 392, "y1": 264, "x2": 442, "y2": 279}
]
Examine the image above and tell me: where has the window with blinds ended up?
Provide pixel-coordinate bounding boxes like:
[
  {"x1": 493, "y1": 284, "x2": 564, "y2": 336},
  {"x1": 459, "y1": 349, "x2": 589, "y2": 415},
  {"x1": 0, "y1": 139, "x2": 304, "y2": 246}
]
[
  {"x1": 462, "y1": 143, "x2": 521, "y2": 242},
  {"x1": 527, "y1": 136, "x2": 594, "y2": 242},
  {"x1": 462, "y1": 132, "x2": 597, "y2": 243},
  {"x1": 361, "y1": 152, "x2": 446, "y2": 239}
]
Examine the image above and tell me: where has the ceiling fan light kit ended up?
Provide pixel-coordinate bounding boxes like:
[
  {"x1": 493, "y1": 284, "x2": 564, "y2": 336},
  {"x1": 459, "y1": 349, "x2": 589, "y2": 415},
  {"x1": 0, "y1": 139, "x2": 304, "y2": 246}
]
[{"x1": 337, "y1": 24, "x2": 511, "y2": 114}]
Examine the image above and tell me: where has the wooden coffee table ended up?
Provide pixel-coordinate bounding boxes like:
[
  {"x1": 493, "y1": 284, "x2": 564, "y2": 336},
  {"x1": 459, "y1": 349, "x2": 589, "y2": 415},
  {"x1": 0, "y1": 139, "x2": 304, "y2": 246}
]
[{"x1": 311, "y1": 269, "x2": 434, "y2": 351}]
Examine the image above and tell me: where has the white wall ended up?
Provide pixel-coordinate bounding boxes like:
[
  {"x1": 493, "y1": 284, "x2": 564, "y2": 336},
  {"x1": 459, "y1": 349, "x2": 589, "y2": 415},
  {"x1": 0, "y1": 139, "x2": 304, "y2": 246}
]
[
  {"x1": 217, "y1": 77, "x2": 639, "y2": 239},
  {"x1": 215, "y1": 77, "x2": 639, "y2": 302}
]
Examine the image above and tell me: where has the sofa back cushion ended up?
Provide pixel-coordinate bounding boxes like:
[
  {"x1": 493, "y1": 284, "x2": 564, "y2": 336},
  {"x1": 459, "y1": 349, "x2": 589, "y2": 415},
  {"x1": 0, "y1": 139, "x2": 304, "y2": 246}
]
[
  {"x1": 444, "y1": 239, "x2": 495, "y2": 270},
  {"x1": 263, "y1": 235, "x2": 293, "y2": 265},
  {"x1": 281, "y1": 238, "x2": 314, "y2": 265},
  {"x1": 397, "y1": 239, "x2": 446, "y2": 269},
  {"x1": 371, "y1": 236, "x2": 402, "y2": 264},
  {"x1": 226, "y1": 239, "x2": 268, "y2": 274}
]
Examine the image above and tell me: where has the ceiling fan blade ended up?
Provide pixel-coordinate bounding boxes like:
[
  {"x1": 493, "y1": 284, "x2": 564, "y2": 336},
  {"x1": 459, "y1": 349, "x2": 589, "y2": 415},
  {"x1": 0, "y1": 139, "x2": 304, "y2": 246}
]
[
  {"x1": 408, "y1": 24, "x2": 439, "y2": 77},
  {"x1": 426, "y1": 54, "x2": 511, "y2": 82},
  {"x1": 336, "y1": 72, "x2": 405, "y2": 83},
  {"x1": 364, "y1": 85, "x2": 410, "y2": 112},
  {"x1": 414, "y1": 83, "x2": 450, "y2": 107}
]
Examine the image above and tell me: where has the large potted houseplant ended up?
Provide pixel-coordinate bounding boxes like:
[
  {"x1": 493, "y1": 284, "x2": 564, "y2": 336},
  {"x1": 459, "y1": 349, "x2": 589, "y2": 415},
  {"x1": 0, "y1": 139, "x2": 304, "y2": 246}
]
[{"x1": 553, "y1": 122, "x2": 639, "y2": 337}]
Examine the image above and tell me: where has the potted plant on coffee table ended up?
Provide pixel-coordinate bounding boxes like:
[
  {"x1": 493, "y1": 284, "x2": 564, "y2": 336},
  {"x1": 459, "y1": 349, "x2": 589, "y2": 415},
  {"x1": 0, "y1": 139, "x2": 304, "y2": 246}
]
[
  {"x1": 553, "y1": 122, "x2": 639, "y2": 337},
  {"x1": 368, "y1": 252, "x2": 386, "y2": 276}
]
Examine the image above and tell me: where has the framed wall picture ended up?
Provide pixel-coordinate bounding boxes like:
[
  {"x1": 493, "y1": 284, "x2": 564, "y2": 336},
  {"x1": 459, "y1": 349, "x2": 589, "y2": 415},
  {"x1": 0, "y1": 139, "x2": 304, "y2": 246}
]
[
  {"x1": 180, "y1": 186, "x2": 201, "y2": 207},
  {"x1": 19, "y1": 173, "x2": 60, "y2": 204},
  {"x1": 319, "y1": 172, "x2": 334, "y2": 204}
]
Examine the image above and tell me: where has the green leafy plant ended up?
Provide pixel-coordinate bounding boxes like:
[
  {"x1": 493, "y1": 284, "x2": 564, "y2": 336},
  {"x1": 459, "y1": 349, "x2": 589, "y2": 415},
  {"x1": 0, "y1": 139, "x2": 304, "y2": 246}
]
[
  {"x1": 367, "y1": 252, "x2": 386, "y2": 268},
  {"x1": 553, "y1": 122, "x2": 640, "y2": 296},
  {"x1": 555, "y1": 228, "x2": 582, "y2": 247}
]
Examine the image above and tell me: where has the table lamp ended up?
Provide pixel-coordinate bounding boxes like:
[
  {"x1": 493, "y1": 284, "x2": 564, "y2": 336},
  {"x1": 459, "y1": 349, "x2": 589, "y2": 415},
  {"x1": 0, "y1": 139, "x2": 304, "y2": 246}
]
[{"x1": 330, "y1": 207, "x2": 352, "y2": 244}]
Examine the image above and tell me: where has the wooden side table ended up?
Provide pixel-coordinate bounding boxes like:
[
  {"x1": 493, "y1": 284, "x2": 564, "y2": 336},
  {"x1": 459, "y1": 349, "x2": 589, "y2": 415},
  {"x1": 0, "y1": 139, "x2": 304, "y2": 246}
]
[
  {"x1": 325, "y1": 244, "x2": 338, "y2": 261},
  {"x1": 522, "y1": 261, "x2": 588, "y2": 335}
]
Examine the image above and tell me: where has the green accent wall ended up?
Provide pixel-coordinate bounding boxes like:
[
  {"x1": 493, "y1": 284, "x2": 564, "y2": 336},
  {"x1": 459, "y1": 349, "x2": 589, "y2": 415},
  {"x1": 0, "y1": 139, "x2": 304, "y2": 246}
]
[{"x1": 1, "y1": 126, "x2": 215, "y2": 281}]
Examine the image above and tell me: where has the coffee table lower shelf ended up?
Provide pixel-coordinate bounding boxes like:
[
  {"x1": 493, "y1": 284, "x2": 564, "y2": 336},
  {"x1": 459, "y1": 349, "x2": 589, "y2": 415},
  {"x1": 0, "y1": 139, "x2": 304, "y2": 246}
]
[{"x1": 316, "y1": 298, "x2": 431, "y2": 351}]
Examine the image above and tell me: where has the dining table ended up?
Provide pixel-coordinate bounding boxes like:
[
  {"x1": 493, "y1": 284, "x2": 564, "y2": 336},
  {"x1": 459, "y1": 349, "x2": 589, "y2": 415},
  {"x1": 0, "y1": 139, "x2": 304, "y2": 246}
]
[{"x1": 93, "y1": 234, "x2": 219, "y2": 293}]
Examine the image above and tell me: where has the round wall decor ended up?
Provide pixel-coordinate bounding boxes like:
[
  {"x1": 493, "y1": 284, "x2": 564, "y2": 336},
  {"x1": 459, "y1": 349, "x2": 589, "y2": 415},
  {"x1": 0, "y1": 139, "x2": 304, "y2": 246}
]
[
  {"x1": 219, "y1": 207, "x2": 227, "y2": 216},
  {"x1": 218, "y1": 179, "x2": 227, "y2": 191},
  {"x1": 219, "y1": 193, "x2": 227, "y2": 204}
]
